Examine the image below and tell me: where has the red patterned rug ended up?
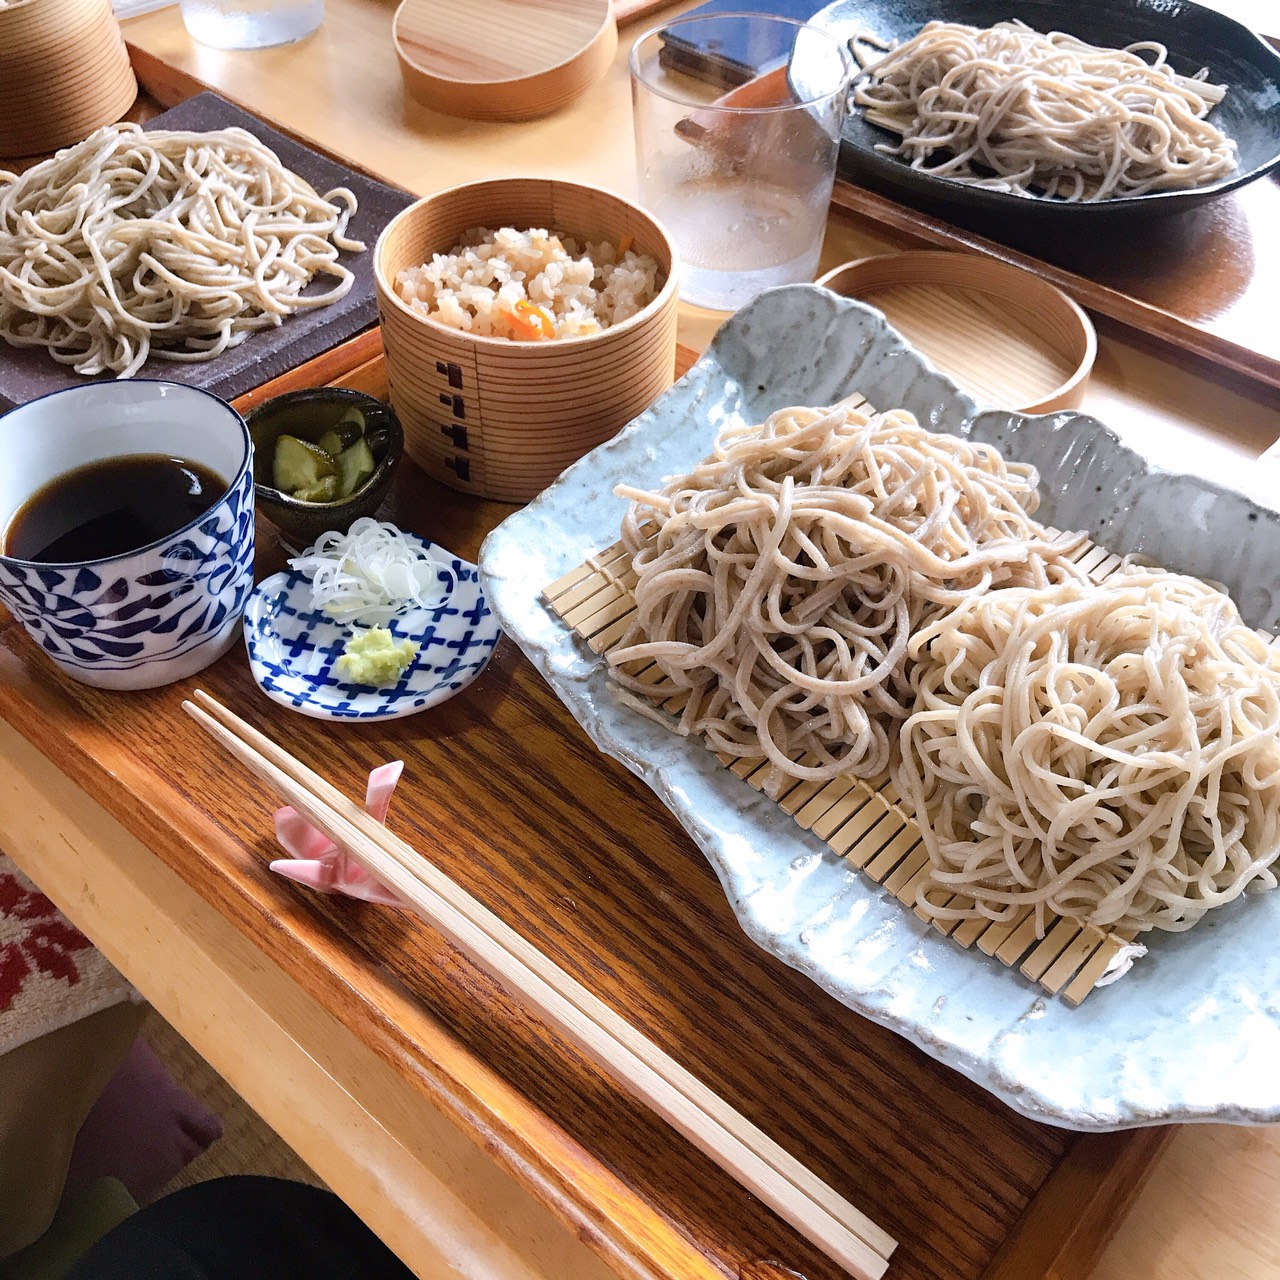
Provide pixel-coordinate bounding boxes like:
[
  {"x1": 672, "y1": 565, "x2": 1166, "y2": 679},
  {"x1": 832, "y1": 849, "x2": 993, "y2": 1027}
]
[{"x1": 0, "y1": 853, "x2": 135, "y2": 1055}]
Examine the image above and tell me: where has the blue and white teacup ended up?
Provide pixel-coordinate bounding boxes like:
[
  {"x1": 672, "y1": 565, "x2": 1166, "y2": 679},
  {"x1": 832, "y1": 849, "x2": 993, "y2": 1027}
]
[{"x1": 0, "y1": 382, "x2": 254, "y2": 691}]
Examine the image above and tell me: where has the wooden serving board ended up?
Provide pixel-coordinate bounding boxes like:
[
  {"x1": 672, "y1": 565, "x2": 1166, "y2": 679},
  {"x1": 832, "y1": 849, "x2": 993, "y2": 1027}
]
[
  {"x1": 0, "y1": 334, "x2": 1173, "y2": 1280},
  {"x1": 0, "y1": 77, "x2": 398, "y2": 408}
]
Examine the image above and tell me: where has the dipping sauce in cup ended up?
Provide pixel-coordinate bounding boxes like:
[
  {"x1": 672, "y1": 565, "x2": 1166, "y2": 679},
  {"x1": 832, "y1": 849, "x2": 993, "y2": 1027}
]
[
  {"x1": 0, "y1": 382, "x2": 254, "y2": 691},
  {"x1": 7, "y1": 454, "x2": 228, "y2": 564}
]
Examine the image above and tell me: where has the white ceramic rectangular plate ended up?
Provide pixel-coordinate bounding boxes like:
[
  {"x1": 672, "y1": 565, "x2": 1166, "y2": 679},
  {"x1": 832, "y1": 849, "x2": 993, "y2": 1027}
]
[{"x1": 478, "y1": 285, "x2": 1280, "y2": 1131}]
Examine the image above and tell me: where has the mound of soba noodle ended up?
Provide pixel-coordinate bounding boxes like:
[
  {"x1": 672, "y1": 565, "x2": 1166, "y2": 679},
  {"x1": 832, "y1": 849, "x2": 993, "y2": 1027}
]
[
  {"x1": 852, "y1": 20, "x2": 1238, "y2": 201},
  {"x1": 610, "y1": 404, "x2": 1083, "y2": 785},
  {"x1": 894, "y1": 569, "x2": 1280, "y2": 935},
  {"x1": 0, "y1": 123, "x2": 364, "y2": 378}
]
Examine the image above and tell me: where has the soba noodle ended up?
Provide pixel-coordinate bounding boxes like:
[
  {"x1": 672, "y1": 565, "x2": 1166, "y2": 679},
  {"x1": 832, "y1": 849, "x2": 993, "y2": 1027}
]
[
  {"x1": 894, "y1": 569, "x2": 1280, "y2": 935},
  {"x1": 852, "y1": 20, "x2": 1239, "y2": 201},
  {"x1": 610, "y1": 404, "x2": 1083, "y2": 785},
  {"x1": 0, "y1": 123, "x2": 365, "y2": 377}
]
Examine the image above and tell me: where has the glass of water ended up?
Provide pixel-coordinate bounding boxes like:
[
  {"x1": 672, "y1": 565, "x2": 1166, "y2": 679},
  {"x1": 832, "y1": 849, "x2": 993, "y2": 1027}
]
[
  {"x1": 630, "y1": 13, "x2": 853, "y2": 312},
  {"x1": 179, "y1": 0, "x2": 323, "y2": 49}
]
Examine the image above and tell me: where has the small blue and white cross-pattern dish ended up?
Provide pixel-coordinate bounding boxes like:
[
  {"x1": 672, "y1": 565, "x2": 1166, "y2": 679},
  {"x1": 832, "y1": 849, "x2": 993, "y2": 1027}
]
[{"x1": 243, "y1": 534, "x2": 500, "y2": 721}]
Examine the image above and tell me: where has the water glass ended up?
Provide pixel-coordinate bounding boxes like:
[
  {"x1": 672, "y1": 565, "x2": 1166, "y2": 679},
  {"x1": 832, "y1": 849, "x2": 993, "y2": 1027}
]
[
  {"x1": 630, "y1": 13, "x2": 853, "y2": 312},
  {"x1": 179, "y1": 0, "x2": 323, "y2": 50}
]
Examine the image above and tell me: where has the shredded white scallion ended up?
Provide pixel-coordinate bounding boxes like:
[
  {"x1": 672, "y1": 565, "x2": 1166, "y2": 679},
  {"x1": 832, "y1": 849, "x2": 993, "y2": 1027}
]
[{"x1": 289, "y1": 518, "x2": 451, "y2": 625}]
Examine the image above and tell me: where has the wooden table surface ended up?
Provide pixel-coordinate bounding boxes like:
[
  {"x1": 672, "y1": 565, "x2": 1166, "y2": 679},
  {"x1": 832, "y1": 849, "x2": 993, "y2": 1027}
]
[{"x1": 4, "y1": 2, "x2": 1280, "y2": 1279}]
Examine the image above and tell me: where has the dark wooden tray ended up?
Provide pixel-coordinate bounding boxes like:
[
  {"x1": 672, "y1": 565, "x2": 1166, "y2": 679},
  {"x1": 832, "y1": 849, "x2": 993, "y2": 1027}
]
[{"x1": 0, "y1": 329, "x2": 1174, "y2": 1280}]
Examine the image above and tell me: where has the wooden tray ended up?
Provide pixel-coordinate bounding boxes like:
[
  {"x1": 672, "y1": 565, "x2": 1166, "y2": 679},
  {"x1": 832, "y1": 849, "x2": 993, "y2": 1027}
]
[
  {"x1": 0, "y1": 50, "x2": 1252, "y2": 1279},
  {"x1": 120, "y1": 39, "x2": 1280, "y2": 404},
  {"x1": 617, "y1": 0, "x2": 1280, "y2": 394},
  {"x1": 0, "y1": 326, "x2": 1174, "y2": 1280}
]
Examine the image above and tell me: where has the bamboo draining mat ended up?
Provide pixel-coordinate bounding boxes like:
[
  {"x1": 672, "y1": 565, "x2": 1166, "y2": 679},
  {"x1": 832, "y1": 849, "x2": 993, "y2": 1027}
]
[{"x1": 542, "y1": 415, "x2": 1148, "y2": 1007}]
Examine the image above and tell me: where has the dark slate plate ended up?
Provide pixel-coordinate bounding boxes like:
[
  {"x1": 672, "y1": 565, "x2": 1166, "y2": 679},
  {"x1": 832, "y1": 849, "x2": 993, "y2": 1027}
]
[
  {"x1": 811, "y1": 0, "x2": 1280, "y2": 223},
  {"x1": 0, "y1": 93, "x2": 416, "y2": 410}
]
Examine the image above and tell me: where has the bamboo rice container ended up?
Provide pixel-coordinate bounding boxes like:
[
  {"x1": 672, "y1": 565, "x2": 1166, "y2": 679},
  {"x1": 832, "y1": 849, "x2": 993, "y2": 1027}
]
[
  {"x1": 0, "y1": 0, "x2": 137, "y2": 157},
  {"x1": 818, "y1": 252, "x2": 1096, "y2": 415},
  {"x1": 375, "y1": 178, "x2": 679, "y2": 504}
]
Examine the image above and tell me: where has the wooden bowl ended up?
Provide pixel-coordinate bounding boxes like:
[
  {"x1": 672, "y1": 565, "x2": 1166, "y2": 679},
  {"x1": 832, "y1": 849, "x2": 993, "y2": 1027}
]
[
  {"x1": 393, "y1": 0, "x2": 615, "y2": 122},
  {"x1": 818, "y1": 252, "x2": 1096, "y2": 414},
  {"x1": 0, "y1": 0, "x2": 136, "y2": 157},
  {"x1": 374, "y1": 178, "x2": 679, "y2": 504}
]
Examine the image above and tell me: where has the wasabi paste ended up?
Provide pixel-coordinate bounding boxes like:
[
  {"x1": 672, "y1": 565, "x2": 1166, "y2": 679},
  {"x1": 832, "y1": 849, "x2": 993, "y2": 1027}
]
[{"x1": 335, "y1": 626, "x2": 419, "y2": 686}]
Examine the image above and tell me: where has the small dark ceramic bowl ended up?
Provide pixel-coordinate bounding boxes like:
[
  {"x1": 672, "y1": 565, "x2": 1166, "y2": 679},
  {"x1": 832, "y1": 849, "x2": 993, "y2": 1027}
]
[{"x1": 246, "y1": 388, "x2": 403, "y2": 544}]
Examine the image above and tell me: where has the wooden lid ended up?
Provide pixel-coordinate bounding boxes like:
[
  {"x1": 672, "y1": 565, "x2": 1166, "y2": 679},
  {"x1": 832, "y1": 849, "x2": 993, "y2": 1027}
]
[
  {"x1": 818, "y1": 251, "x2": 1097, "y2": 415},
  {"x1": 393, "y1": 0, "x2": 615, "y2": 122},
  {"x1": 0, "y1": 0, "x2": 136, "y2": 157}
]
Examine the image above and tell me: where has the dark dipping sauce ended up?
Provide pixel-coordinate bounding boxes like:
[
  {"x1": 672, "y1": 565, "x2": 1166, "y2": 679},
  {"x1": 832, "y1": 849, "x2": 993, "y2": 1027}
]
[{"x1": 4, "y1": 454, "x2": 228, "y2": 564}]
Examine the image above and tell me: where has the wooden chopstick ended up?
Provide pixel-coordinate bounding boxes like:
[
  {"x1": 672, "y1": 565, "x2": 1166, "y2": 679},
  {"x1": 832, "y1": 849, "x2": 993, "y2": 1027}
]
[{"x1": 184, "y1": 689, "x2": 896, "y2": 1279}]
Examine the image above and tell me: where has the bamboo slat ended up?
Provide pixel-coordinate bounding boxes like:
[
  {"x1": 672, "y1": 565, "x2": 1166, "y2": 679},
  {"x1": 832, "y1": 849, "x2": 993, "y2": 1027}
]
[{"x1": 543, "y1": 487, "x2": 1150, "y2": 1006}]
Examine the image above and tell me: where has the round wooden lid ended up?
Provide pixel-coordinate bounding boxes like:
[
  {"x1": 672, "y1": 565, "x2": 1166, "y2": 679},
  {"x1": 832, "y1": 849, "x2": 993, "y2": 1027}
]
[
  {"x1": 393, "y1": 0, "x2": 616, "y2": 122},
  {"x1": 818, "y1": 252, "x2": 1097, "y2": 415}
]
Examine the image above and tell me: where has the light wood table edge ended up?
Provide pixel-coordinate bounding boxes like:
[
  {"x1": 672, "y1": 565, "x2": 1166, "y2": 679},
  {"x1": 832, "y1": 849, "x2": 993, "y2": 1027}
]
[
  {"x1": 0, "y1": 719, "x2": 690, "y2": 1280},
  {"x1": 611, "y1": 0, "x2": 669, "y2": 26}
]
